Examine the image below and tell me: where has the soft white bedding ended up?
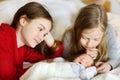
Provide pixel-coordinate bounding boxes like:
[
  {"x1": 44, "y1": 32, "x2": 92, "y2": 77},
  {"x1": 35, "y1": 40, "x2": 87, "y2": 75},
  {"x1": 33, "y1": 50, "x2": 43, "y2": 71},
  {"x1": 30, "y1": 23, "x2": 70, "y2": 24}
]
[
  {"x1": 92, "y1": 73, "x2": 120, "y2": 80},
  {"x1": 0, "y1": 0, "x2": 120, "y2": 79},
  {"x1": 20, "y1": 62, "x2": 80, "y2": 80},
  {"x1": 21, "y1": 62, "x2": 120, "y2": 80}
]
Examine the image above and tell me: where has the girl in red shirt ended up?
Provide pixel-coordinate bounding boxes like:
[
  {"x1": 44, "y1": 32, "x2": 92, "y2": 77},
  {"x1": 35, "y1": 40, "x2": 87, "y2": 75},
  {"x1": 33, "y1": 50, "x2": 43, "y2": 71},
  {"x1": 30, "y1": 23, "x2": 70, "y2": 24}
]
[{"x1": 0, "y1": 2, "x2": 63, "y2": 80}]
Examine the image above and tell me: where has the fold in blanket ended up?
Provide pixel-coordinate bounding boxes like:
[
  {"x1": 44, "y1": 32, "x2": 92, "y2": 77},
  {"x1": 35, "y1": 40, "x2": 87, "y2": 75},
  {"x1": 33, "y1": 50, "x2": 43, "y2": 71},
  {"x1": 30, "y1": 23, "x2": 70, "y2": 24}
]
[{"x1": 20, "y1": 62, "x2": 80, "y2": 80}]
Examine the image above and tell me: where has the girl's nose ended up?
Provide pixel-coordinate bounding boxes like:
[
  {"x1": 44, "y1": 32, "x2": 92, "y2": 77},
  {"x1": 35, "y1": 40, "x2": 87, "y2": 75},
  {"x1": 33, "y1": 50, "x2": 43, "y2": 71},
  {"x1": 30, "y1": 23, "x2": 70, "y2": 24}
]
[
  {"x1": 86, "y1": 40, "x2": 93, "y2": 48},
  {"x1": 38, "y1": 33, "x2": 44, "y2": 42}
]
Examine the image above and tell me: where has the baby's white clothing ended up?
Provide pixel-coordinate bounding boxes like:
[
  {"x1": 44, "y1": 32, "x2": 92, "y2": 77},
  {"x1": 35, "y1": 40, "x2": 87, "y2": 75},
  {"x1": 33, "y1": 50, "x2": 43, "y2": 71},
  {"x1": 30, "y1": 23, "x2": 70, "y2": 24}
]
[{"x1": 53, "y1": 57, "x2": 97, "y2": 80}]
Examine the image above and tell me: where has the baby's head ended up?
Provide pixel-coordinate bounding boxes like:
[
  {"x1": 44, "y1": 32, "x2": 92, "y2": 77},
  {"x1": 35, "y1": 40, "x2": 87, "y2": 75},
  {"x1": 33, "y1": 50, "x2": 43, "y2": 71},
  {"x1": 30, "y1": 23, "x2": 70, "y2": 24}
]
[{"x1": 73, "y1": 53, "x2": 94, "y2": 68}]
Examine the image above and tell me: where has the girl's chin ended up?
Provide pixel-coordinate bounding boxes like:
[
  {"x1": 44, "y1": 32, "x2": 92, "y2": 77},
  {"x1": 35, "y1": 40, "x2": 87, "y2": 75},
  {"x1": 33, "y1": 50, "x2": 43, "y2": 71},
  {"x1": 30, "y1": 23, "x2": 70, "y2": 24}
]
[
  {"x1": 30, "y1": 46, "x2": 35, "y2": 48},
  {"x1": 28, "y1": 42, "x2": 39, "y2": 48},
  {"x1": 29, "y1": 44, "x2": 36, "y2": 48}
]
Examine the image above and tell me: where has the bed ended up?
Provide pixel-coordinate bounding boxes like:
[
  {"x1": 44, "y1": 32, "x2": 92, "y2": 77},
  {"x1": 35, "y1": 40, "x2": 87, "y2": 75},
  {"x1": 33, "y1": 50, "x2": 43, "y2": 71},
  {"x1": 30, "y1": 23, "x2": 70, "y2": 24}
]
[{"x1": 0, "y1": 0, "x2": 120, "y2": 80}]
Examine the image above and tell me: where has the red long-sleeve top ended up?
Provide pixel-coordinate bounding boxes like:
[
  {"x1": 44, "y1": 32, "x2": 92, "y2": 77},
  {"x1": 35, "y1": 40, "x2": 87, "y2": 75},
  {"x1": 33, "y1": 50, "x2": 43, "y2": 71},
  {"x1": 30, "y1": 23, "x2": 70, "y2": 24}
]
[{"x1": 0, "y1": 23, "x2": 63, "y2": 80}]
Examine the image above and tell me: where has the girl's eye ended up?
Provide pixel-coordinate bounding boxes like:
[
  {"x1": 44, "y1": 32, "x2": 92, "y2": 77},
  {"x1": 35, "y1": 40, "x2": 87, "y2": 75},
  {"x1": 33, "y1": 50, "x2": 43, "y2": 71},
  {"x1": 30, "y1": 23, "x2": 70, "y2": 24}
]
[
  {"x1": 39, "y1": 28, "x2": 43, "y2": 31},
  {"x1": 38, "y1": 27, "x2": 43, "y2": 32},
  {"x1": 43, "y1": 33, "x2": 48, "y2": 37}
]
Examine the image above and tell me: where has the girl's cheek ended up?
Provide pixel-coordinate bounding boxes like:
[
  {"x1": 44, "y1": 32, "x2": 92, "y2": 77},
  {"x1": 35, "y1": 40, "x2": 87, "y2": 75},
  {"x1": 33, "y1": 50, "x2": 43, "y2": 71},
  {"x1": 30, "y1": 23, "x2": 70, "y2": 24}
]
[{"x1": 80, "y1": 40, "x2": 86, "y2": 46}]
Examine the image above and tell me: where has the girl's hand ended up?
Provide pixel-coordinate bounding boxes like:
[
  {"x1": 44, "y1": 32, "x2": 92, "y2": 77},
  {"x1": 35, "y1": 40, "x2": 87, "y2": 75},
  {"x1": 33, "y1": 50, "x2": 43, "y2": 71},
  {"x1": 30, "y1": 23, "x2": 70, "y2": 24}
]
[
  {"x1": 95, "y1": 62, "x2": 112, "y2": 73},
  {"x1": 44, "y1": 32, "x2": 54, "y2": 47},
  {"x1": 87, "y1": 48, "x2": 98, "y2": 60}
]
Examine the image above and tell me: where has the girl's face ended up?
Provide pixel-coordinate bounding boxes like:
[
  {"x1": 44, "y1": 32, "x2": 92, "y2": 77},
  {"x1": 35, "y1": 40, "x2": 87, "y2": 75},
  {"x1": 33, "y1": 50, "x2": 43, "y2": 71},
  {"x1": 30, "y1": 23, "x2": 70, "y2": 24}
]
[
  {"x1": 19, "y1": 17, "x2": 52, "y2": 48},
  {"x1": 80, "y1": 27, "x2": 103, "y2": 50}
]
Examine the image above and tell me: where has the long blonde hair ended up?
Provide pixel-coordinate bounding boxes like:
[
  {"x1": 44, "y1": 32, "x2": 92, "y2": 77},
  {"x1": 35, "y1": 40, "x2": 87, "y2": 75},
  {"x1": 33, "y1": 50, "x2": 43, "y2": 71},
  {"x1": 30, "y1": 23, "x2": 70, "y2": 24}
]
[{"x1": 65, "y1": 4, "x2": 108, "y2": 62}]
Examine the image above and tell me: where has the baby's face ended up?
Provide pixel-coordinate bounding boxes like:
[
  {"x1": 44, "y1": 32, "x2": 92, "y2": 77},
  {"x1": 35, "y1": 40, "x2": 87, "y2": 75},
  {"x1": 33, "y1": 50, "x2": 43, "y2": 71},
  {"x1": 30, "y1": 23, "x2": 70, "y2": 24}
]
[{"x1": 73, "y1": 54, "x2": 94, "y2": 68}]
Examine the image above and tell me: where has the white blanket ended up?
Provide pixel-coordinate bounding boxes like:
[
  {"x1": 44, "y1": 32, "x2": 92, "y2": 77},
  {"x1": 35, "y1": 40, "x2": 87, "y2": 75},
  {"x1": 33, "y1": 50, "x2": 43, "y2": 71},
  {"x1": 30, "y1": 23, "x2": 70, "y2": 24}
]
[
  {"x1": 92, "y1": 73, "x2": 120, "y2": 80},
  {"x1": 20, "y1": 62, "x2": 80, "y2": 80},
  {"x1": 21, "y1": 62, "x2": 120, "y2": 80}
]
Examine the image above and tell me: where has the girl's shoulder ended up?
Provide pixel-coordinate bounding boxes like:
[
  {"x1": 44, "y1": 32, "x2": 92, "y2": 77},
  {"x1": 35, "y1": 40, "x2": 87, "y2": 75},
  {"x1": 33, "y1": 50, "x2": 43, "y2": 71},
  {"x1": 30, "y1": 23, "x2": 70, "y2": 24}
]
[
  {"x1": 0, "y1": 23, "x2": 16, "y2": 46},
  {"x1": 63, "y1": 30, "x2": 72, "y2": 40},
  {"x1": 106, "y1": 24, "x2": 116, "y2": 38},
  {"x1": 106, "y1": 24, "x2": 115, "y2": 32},
  {"x1": 0, "y1": 23, "x2": 15, "y2": 33}
]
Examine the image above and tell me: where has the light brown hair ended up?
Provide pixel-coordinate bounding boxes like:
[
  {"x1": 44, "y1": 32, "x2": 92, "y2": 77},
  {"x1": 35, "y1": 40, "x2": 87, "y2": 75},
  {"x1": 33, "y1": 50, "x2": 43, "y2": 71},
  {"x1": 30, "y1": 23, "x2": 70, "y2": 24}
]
[{"x1": 64, "y1": 4, "x2": 108, "y2": 62}]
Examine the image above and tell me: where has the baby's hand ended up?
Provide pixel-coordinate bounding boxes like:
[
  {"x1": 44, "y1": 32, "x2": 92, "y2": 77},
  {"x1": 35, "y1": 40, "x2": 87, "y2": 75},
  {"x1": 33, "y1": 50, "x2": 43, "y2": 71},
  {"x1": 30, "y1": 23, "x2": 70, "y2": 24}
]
[
  {"x1": 95, "y1": 62, "x2": 112, "y2": 73},
  {"x1": 87, "y1": 48, "x2": 98, "y2": 60},
  {"x1": 44, "y1": 32, "x2": 54, "y2": 47}
]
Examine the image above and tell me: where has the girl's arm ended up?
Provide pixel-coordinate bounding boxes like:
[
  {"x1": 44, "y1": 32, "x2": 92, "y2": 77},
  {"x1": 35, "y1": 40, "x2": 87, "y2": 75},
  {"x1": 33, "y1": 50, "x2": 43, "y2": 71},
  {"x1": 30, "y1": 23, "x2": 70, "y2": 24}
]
[
  {"x1": 95, "y1": 24, "x2": 120, "y2": 74},
  {"x1": 44, "y1": 32, "x2": 63, "y2": 58},
  {"x1": 106, "y1": 24, "x2": 120, "y2": 68},
  {"x1": 24, "y1": 32, "x2": 63, "y2": 62}
]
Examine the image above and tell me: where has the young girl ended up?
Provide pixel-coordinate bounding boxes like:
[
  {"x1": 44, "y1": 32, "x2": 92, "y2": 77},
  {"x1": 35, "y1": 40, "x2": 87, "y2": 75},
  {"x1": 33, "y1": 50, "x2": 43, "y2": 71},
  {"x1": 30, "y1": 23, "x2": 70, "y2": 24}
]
[
  {"x1": 0, "y1": 2, "x2": 63, "y2": 80},
  {"x1": 62, "y1": 4, "x2": 119, "y2": 73}
]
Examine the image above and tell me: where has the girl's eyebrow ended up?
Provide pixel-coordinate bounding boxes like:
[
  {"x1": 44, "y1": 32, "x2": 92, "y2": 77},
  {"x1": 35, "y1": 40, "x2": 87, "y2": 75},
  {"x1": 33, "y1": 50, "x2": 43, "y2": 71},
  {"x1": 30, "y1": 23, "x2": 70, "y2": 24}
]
[{"x1": 39, "y1": 24, "x2": 45, "y2": 30}]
